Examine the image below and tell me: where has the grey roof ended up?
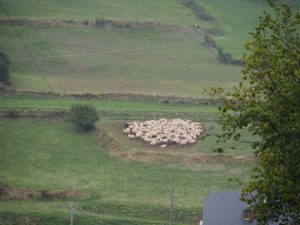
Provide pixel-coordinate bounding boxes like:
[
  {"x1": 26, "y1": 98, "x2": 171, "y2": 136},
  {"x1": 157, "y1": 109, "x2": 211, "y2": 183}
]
[
  {"x1": 202, "y1": 192, "x2": 280, "y2": 225},
  {"x1": 202, "y1": 191, "x2": 255, "y2": 225}
]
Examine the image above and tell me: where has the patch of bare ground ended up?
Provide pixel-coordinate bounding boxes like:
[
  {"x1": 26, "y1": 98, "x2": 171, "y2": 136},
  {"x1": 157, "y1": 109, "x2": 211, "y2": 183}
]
[
  {"x1": 98, "y1": 130, "x2": 257, "y2": 165},
  {"x1": 0, "y1": 186, "x2": 89, "y2": 201}
]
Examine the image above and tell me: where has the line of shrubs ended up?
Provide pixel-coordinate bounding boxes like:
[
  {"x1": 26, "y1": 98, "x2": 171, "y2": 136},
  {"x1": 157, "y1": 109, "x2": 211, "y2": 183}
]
[
  {"x1": 0, "y1": 18, "x2": 188, "y2": 33},
  {"x1": 202, "y1": 32, "x2": 242, "y2": 65},
  {"x1": 1, "y1": 107, "x2": 217, "y2": 123},
  {"x1": 0, "y1": 18, "x2": 241, "y2": 65},
  {"x1": 94, "y1": 18, "x2": 186, "y2": 32},
  {"x1": 2, "y1": 90, "x2": 224, "y2": 106},
  {"x1": 0, "y1": 185, "x2": 87, "y2": 201},
  {"x1": 180, "y1": 0, "x2": 215, "y2": 22}
]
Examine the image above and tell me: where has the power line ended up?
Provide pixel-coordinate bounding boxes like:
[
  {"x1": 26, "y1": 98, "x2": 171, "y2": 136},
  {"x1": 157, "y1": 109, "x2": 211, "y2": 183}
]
[{"x1": 0, "y1": 1, "x2": 63, "y2": 107}]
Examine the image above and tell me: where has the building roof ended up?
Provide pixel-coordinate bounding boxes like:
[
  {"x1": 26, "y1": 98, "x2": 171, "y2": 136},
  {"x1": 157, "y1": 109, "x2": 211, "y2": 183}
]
[
  {"x1": 202, "y1": 192, "x2": 280, "y2": 225},
  {"x1": 202, "y1": 191, "x2": 254, "y2": 225}
]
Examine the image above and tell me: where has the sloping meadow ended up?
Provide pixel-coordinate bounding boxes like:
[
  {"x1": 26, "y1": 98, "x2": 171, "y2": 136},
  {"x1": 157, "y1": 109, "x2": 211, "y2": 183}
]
[{"x1": 0, "y1": 24, "x2": 242, "y2": 97}]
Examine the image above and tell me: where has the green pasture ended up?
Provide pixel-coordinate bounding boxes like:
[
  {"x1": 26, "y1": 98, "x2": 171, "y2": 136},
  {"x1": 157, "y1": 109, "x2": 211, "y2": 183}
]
[
  {"x1": 0, "y1": 25, "x2": 242, "y2": 97},
  {"x1": 0, "y1": 1, "x2": 268, "y2": 223},
  {"x1": 0, "y1": 96, "x2": 218, "y2": 113},
  {"x1": 0, "y1": 118, "x2": 254, "y2": 223},
  {"x1": 0, "y1": 0, "x2": 201, "y2": 26},
  {"x1": 0, "y1": 0, "x2": 285, "y2": 60},
  {"x1": 196, "y1": 0, "x2": 299, "y2": 59},
  {"x1": 0, "y1": 209, "x2": 177, "y2": 225},
  {"x1": 193, "y1": 0, "x2": 271, "y2": 59},
  {"x1": 99, "y1": 119, "x2": 257, "y2": 157}
]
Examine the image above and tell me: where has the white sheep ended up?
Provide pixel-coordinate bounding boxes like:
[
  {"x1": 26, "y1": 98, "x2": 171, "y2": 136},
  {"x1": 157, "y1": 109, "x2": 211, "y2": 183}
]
[
  {"x1": 128, "y1": 134, "x2": 135, "y2": 139},
  {"x1": 124, "y1": 118, "x2": 204, "y2": 147}
]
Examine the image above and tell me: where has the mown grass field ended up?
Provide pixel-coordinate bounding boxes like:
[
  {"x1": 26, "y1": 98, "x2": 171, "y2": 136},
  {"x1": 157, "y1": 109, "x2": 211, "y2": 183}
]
[
  {"x1": 0, "y1": 0, "x2": 271, "y2": 224},
  {"x1": 0, "y1": 0, "x2": 282, "y2": 97},
  {"x1": 99, "y1": 119, "x2": 257, "y2": 157},
  {"x1": 0, "y1": 0, "x2": 201, "y2": 25},
  {"x1": 0, "y1": 118, "x2": 254, "y2": 224},
  {"x1": 1, "y1": 0, "x2": 287, "y2": 60},
  {"x1": 0, "y1": 95, "x2": 218, "y2": 113},
  {"x1": 194, "y1": 0, "x2": 270, "y2": 59},
  {"x1": 0, "y1": 25, "x2": 241, "y2": 97},
  {"x1": 0, "y1": 95, "x2": 257, "y2": 157}
]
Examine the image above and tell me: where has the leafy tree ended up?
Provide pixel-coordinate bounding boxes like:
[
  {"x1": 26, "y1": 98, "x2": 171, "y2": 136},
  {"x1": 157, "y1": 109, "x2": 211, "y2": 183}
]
[
  {"x1": 0, "y1": 51, "x2": 10, "y2": 66},
  {"x1": 210, "y1": 1, "x2": 300, "y2": 224},
  {"x1": 70, "y1": 104, "x2": 99, "y2": 131},
  {"x1": 0, "y1": 51, "x2": 10, "y2": 84}
]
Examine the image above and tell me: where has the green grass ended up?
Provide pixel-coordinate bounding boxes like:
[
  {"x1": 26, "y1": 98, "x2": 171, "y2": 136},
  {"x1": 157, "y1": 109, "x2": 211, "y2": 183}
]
[
  {"x1": 0, "y1": 25, "x2": 242, "y2": 97},
  {"x1": 193, "y1": 0, "x2": 271, "y2": 59},
  {"x1": 194, "y1": 0, "x2": 299, "y2": 59},
  {"x1": 0, "y1": 209, "x2": 178, "y2": 225},
  {"x1": 0, "y1": 0, "x2": 279, "y2": 61},
  {"x1": 2, "y1": 0, "x2": 297, "y2": 62},
  {"x1": 0, "y1": 1, "x2": 264, "y2": 223},
  {"x1": 99, "y1": 119, "x2": 257, "y2": 157},
  {"x1": 0, "y1": 96, "x2": 218, "y2": 113},
  {"x1": 0, "y1": 118, "x2": 254, "y2": 223},
  {"x1": 0, "y1": 0, "x2": 201, "y2": 26}
]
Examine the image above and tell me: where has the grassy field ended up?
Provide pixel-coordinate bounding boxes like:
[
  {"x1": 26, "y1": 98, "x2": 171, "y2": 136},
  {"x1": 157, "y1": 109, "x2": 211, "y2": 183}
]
[
  {"x1": 0, "y1": 95, "x2": 256, "y2": 157},
  {"x1": 0, "y1": 96, "x2": 218, "y2": 113},
  {"x1": 194, "y1": 0, "x2": 270, "y2": 59},
  {"x1": 0, "y1": 25, "x2": 242, "y2": 97},
  {"x1": 0, "y1": 1, "x2": 266, "y2": 224},
  {"x1": 0, "y1": 0, "x2": 285, "y2": 96},
  {"x1": 0, "y1": 118, "x2": 254, "y2": 224},
  {"x1": 0, "y1": 0, "x2": 202, "y2": 26},
  {"x1": 99, "y1": 119, "x2": 257, "y2": 157},
  {"x1": 0, "y1": 0, "x2": 285, "y2": 60}
]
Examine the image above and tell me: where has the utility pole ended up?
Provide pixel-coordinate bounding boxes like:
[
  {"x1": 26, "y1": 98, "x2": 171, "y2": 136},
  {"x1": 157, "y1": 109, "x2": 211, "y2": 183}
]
[
  {"x1": 65, "y1": 202, "x2": 78, "y2": 225},
  {"x1": 107, "y1": 88, "x2": 111, "y2": 117},
  {"x1": 169, "y1": 169, "x2": 175, "y2": 225},
  {"x1": 70, "y1": 207, "x2": 74, "y2": 225}
]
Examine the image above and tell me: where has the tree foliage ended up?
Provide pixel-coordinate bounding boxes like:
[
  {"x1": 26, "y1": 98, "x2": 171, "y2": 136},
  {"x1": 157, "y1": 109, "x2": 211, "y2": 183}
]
[
  {"x1": 70, "y1": 104, "x2": 99, "y2": 131},
  {"x1": 210, "y1": 1, "x2": 300, "y2": 224},
  {"x1": 0, "y1": 51, "x2": 10, "y2": 84}
]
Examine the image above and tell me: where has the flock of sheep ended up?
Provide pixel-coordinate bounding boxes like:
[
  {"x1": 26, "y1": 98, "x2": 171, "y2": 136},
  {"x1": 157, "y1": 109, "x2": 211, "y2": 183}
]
[{"x1": 123, "y1": 119, "x2": 204, "y2": 148}]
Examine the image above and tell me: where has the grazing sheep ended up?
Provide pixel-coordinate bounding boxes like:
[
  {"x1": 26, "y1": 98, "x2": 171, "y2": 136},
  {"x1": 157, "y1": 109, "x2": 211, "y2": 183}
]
[
  {"x1": 123, "y1": 119, "x2": 204, "y2": 147},
  {"x1": 128, "y1": 134, "x2": 135, "y2": 139},
  {"x1": 123, "y1": 128, "x2": 130, "y2": 134}
]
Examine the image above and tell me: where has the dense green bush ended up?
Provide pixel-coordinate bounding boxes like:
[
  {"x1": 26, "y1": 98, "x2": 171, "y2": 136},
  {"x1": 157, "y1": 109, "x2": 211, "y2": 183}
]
[
  {"x1": 0, "y1": 51, "x2": 10, "y2": 66},
  {"x1": 0, "y1": 62, "x2": 9, "y2": 84},
  {"x1": 0, "y1": 51, "x2": 10, "y2": 84},
  {"x1": 6, "y1": 109, "x2": 19, "y2": 118},
  {"x1": 70, "y1": 104, "x2": 99, "y2": 130}
]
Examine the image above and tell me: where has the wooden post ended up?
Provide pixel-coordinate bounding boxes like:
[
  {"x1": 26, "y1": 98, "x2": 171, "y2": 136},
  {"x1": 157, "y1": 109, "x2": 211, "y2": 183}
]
[{"x1": 170, "y1": 170, "x2": 174, "y2": 225}]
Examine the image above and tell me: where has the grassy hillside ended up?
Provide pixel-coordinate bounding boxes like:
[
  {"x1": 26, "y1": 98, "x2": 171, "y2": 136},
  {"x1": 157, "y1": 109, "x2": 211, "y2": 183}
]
[
  {"x1": 99, "y1": 119, "x2": 257, "y2": 157},
  {"x1": 0, "y1": 0, "x2": 279, "y2": 60},
  {"x1": 0, "y1": 118, "x2": 254, "y2": 223},
  {"x1": 194, "y1": 0, "x2": 270, "y2": 59},
  {"x1": 0, "y1": 96, "x2": 218, "y2": 113},
  {"x1": 0, "y1": 0, "x2": 201, "y2": 26},
  {"x1": 0, "y1": 0, "x2": 279, "y2": 96},
  {"x1": 0, "y1": 1, "x2": 265, "y2": 224},
  {"x1": 0, "y1": 25, "x2": 241, "y2": 96}
]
